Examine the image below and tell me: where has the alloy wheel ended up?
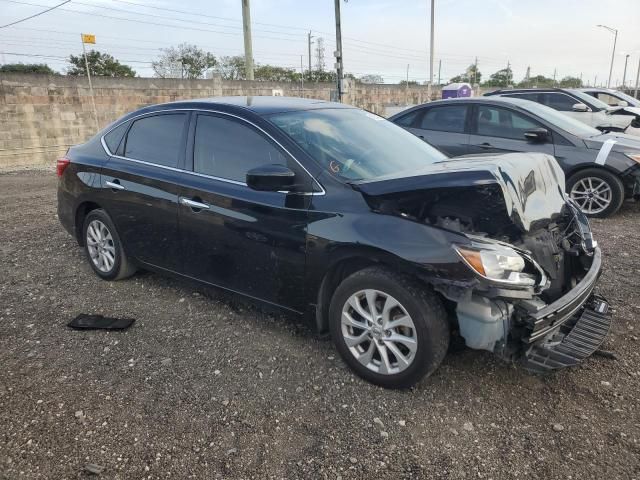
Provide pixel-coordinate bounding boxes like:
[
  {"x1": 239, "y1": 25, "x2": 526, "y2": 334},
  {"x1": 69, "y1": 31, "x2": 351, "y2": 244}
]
[
  {"x1": 569, "y1": 177, "x2": 612, "y2": 215},
  {"x1": 341, "y1": 289, "x2": 418, "y2": 375},
  {"x1": 86, "y1": 219, "x2": 116, "y2": 273}
]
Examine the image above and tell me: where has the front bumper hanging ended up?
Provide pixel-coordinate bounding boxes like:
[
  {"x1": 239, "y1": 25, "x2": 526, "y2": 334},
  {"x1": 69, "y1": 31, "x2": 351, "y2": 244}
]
[{"x1": 523, "y1": 295, "x2": 612, "y2": 372}]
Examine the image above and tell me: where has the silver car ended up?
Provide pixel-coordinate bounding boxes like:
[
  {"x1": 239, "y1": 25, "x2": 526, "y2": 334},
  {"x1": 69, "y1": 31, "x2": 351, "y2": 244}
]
[{"x1": 484, "y1": 88, "x2": 639, "y2": 135}]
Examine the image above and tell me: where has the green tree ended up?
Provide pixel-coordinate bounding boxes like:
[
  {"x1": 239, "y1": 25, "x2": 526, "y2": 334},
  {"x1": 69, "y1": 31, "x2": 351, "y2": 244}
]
[
  {"x1": 254, "y1": 64, "x2": 300, "y2": 82},
  {"x1": 359, "y1": 74, "x2": 384, "y2": 84},
  {"x1": 68, "y1": 50, "x2": 135, "y2": 77},
  {"x1": 518, "y1": 75, "x2": 556, "y2": 88},
  {"x1": 559, "y1": 76, "x2": 582, "y2": 88},
  {"x1": 482, "y1": 66, "x2": 513, "y2": 88},
  {"x1": 0, "y1": 63, "x2": 55, "y2": 74},
  {"x1": 450, "y1": 64, "x2": 482, "y2": 85},
  {"x1": 305, "y1": 69, "x2": 336, "y2": 83},
  {"x1": 152, "y1": 43, "x2": 216, "y2": 79},
  {"x1": 214, "y1": 55, "x2": 246, "y2": 80}
]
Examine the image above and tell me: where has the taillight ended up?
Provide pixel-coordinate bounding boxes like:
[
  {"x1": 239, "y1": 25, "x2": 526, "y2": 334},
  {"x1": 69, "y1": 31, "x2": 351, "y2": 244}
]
[{"x1": 56, "y1": 157, "x2": 70, "y2": 177}]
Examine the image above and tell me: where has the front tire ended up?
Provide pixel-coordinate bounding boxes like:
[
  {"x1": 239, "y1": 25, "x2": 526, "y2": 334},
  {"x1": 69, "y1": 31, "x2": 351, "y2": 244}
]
[
  {"x1": 329, "y1": 266, "x2": 450, "y2": 389},
  {"x1": 566, "y1": 168, "x2": 624, "y2": 218},
  {"x1": 82, "y1": 209, "x2": 136, "y2": 281}
]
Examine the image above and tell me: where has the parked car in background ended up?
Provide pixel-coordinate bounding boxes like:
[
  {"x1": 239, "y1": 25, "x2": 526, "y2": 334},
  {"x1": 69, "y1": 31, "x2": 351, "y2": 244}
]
[
  {"x1": 58, "y1": 97, "x2": 611, "y2": 388},
  {"x1": 484, "y1": 87, "x2": 639, "y2": 134},
  {"x1": 389, "y1": 97, "x2": 640, "y2": 217},
  {"x1": 580, "y1": 87, "x2": 640, "y2": 108}
]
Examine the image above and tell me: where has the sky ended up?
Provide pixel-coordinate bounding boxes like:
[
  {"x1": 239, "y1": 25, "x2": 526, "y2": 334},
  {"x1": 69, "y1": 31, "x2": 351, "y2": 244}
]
[{"x1": 1, "y1": 0, "x2": 639, "y2": 86}]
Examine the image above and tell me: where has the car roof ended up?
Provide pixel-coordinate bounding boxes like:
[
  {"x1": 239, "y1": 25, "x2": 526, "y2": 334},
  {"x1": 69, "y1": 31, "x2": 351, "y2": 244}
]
[
  {"x1": 389, "y1": 96, "x2": 535, "y2": 116},
  {"x1": 151, "y1": 96, "x2": 353, "y2": 115},
  {"x1": 486, "y1": 87, "x2": 577, "y2": 95}
]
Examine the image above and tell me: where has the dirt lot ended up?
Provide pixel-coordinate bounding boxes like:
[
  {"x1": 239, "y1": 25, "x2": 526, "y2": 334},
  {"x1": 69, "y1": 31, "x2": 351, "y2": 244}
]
[{"x1": 1, "y1": 169, "x2": 639, "y2": 480}]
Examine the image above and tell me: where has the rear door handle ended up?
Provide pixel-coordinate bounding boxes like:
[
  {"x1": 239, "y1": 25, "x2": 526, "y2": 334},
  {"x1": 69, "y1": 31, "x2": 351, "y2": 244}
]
[
  {"x1": 180, "y1": 197, "x2": 210, "y2": 211},
  {"x1": 105, "y1": 180, "x2": 125, "y2": 190},
  {"x1": 475, "y1": 142, "x2": 493, "y2": 149}
]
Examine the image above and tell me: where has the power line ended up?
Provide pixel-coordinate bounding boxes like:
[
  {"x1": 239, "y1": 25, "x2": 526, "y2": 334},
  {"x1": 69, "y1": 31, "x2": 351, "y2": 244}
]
[{"x1": 0, "y1": 0, "x2": 69, "y2": 28}]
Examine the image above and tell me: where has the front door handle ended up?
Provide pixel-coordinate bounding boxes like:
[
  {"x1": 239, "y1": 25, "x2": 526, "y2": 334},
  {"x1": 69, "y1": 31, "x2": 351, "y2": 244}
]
[
  {"x1": 475, "y1": 142, "x2": 493, "y2": 149},
  {"x1": 180, "y1": 197, "x2": 210, "y2": 211},
  {"x1": 105, "y1": 180, "x2": 125, "y2": 191}
]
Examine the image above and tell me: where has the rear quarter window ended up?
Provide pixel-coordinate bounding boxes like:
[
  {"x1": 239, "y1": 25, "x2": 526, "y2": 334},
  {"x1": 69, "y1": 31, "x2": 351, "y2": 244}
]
[{"x1": 103, "y1": 121, "x2": 129, "y2": 155}]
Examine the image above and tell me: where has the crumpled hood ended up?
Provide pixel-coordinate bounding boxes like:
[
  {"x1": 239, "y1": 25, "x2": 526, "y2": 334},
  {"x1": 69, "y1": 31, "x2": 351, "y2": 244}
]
[{"x1": 352, "y1": 152, "x2": 568, "y2": 233}]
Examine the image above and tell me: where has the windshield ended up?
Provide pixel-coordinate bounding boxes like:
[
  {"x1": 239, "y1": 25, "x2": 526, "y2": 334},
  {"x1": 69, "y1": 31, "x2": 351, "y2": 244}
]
[
  {"x1": 569, "y1": 89, "x2": 610, "y2": 111},
  {"x1": 268, "y1": 108, "x2": 447, "y2": 181},
  {"x1": 509, "y1": 99, "x2": 602, "y2": 138}
]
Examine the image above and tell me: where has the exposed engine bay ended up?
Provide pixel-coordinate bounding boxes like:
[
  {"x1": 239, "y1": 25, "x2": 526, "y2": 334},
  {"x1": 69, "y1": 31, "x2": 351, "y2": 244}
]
[{"x1": 353, "y1": 153, "x2": 606, "y2": 368}]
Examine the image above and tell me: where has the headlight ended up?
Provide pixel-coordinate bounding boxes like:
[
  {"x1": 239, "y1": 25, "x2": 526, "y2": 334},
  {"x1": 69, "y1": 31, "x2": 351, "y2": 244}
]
[
  {"x1": 455, "y1": 244, "x2": 536, "y2": 286},
  {"x1": 626, "y1": 153, "x2": 640, "y2": 164}
]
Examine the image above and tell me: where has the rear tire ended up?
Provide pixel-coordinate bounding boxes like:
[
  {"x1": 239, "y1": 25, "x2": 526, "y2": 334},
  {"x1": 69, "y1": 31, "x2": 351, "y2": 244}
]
[
  {"x1": 566, "y1": 168, "x2": 624, "y2": 218},
  {"x1": 329, "y1": 266, "x2": 449, "y2": 389},
  {"x1": 82, "y1": 209, "x2": 136, "y2": 281}
]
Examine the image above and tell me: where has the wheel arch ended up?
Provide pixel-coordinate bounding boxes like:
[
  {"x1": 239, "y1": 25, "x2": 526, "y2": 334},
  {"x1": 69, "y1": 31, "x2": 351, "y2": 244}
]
[
  {"x1": 313, "y1": 248, "x2": 431, "y2": 335},
  {"x1": 74, "y1": 201, "x2": 103, "y2": 245},
  {"x1": 564, "y1": 163, "x2": 623, "y2": 183}
]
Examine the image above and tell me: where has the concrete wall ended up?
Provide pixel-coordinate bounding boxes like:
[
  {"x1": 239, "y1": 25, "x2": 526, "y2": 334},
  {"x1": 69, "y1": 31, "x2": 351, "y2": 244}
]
[{"x1": 0, "y1": 73, "x2": 439, "y2": 168}]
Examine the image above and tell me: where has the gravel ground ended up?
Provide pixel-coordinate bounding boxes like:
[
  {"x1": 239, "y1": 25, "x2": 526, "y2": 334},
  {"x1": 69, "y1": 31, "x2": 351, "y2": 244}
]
[{"x1": 1, "y1": 170, "x2": 639, "y2": 480}]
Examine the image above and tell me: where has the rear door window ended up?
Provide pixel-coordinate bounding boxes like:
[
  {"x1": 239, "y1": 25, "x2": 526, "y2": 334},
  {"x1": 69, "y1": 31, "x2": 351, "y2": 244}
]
[
  {"x1": 193, "y1": 114, "x2": 288, "y2": 183},
  {"x1": 123, "y1": 113, "x2": 187, "y2": 168},
  {"x1": 475, "y1": 105, "x2": 540, "y2": 140},
  {"x1": 539, "y1": 93, "x2": 578, "y2": 111},
  {"x1": 418, "y1": 105, "x2": 468, "y2": 133}
]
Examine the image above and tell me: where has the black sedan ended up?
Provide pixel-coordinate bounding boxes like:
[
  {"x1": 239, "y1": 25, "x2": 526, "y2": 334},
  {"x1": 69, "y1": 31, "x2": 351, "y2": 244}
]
[
  {"x1": 390, "y1": 97, "x2": 640, "y2": 217},
  {"x1": 58, "y1": 97, "x2": 610, "y2": 388}
]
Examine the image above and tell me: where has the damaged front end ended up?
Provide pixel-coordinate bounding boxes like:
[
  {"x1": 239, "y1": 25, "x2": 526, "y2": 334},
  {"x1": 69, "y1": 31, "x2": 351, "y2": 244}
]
[{"x1": 354, "y1": 153, "x2": 612, "y2": 372}]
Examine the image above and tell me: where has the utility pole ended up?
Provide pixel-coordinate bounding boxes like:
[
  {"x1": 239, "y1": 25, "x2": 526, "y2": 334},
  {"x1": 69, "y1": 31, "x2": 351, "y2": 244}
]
[
  {"x1": 622, "y1": 54, "x2": 630, "y2": 87},
  {"x1": 307, "y1": 31, "x2": 314, "y2": 75},
  {"x1": 634, "y1": 57, "x2": 640, "y2": 99},
  {"x1": 405, "y1": 64, "x2": 409, "y2": 105},
  {"x1": 333, "y1": 0, "x2": 344, "y2": 102},
  {"x1": 597, "y1": 25, "x2": 617, "y2": 88},
  {"x1": 553, "y1": 68, "x2": 557, "y2": 86},
  {"x1": 437, "y1": 59, "x2": 441, "y2": 86},
  {"x1": 300, "y1": 55, "x2": 304, "y2": 96},
  {"x1": 427, "y1": 0, "x2": 434, "y2": 101},
  {"x1": 525, "y1": 65, "x2": 530, "y2": 86},
  {"x1": 506, "y1": 60, "x2": 511, "y2": 86},
  {"x1": 473, "y1": 56, "x2": 478, "y2": 86},
  {"x1": 594, "y1": 74, "x2": 597, "y2": 87},
  {"x1": 579, "y1": 72, "x2": 583, "y2": 87},
  {"x1": 241, "y1": 0, "x2": 254, "y2": 80}
]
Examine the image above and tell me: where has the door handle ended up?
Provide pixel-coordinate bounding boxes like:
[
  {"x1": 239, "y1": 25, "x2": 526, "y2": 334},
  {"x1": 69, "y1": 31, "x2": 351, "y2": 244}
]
[
  {"x1": 475, "y1": 142, "x2": 493, "y2": 149},
  {"x1": 105, "y1": 180, "x2": 125, "y2": 191},
  {"x1": 180, "y1": 197, "x2": 210, "y2": 211}
]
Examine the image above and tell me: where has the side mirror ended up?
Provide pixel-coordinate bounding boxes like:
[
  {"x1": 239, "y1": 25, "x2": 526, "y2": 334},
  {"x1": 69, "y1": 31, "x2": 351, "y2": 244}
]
[
  {"x1": 524, "y1": 128, "x2": 550, "y2": 142},
  {"x1": 617, "y1": 100, "x2": 629, "y2": 107},
  {"x1": 572, "y1": 103, "x2": 589, "y2": 112},
  {"x1": 246, "y1": 164, "x2": 296, "y2": 192}
]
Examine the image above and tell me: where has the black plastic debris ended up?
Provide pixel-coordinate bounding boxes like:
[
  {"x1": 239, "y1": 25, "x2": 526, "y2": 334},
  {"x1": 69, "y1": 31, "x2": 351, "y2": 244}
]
[{"x1": 67, "y1": 314, "x2": 135, "y2": 331}]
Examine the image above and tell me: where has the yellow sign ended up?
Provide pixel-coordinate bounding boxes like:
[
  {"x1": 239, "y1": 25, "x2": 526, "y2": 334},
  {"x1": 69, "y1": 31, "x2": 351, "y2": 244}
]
[{"x1": 81, "y1": 34, "x2": 96, "y2": 44}]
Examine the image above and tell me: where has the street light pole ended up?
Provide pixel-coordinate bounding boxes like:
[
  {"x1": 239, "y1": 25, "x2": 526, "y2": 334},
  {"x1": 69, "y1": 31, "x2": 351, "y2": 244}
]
[
  {"x1": 622, "y1": 54, "x2": 630, "y2": 88},
  {"x1": 634, "y1": 57, "x2": 640, "y2": 99},
  {"x1": 597, "y1": 24, "x2": 618, "y2": 88}
]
